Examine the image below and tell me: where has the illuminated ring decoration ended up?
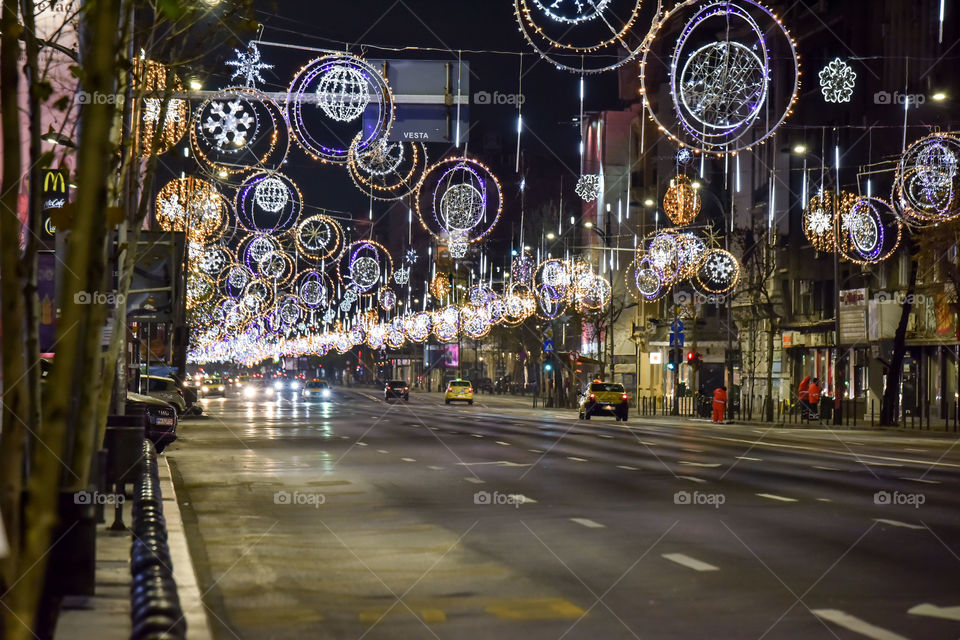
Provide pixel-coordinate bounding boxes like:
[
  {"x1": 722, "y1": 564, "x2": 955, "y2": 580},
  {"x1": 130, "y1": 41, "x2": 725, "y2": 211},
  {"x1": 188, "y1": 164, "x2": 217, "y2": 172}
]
[
  {"x1": 404, "y1": 312, "x2": 432, "y2": 343},
  {"x1": 296, "y1": 270, "x2": 332, "y2": 309},
  {"x1": 644, "y1": 230, "x2": 682, "y2": 287},
  {"x1": 366, "y1": 323, "x2": 387, "y2": 350},
  {"x1": 641, "y1": 0, "x2": 800, "y2": 154},
  {"x1": 287, "y1": 55, "x2": 394, "y2": 165},
  {"x1": 415, "y1": 156, "x2": 503, "y2": 244},
  {"x1": 134, "y1": 59, "x2": 189, "y2": 157},
  {"x1": 694, "y1": 248, "x2": 741, "y2": 294},
  {"x1": 663, "y1": 175, "x2": 702, "y2": 226},
  {"x1": 802, "y1": 190, "x2": 858, "y2": 252},
  {"x1": 462, "y1": 305, "x2": 492, "y2": 339},
  {"x1": 378, "y1": 287, "x2": 397, "y2": 311},
  {"x1": 198, "y1": 244, "x2": 233, "y2": 282},
  {"x1": 347, "y1": 136, "x2": 428, "y2": 201},
  {"x1": 155, "y1": 177, "x2": 231, "y2": 244},
  {"x1": 252, "y1": 247, "x2": 295, "y2": 286},
  {"x1": 223, "y1": 264, "x2": 254, "y2": 298},
  {"x1": 387, "y1": 319, "x2": 406, "y2": 349},
  {"x1": 537, "y1": 258, "x2": 572, "y2": 291},
  {"x1": 336, "y1": 240, "x2": 394, "y2": 294},
  {"x1": 240, "y1": 277, "x2": 275, "y2": 315},
  {"x1": 293, "y1": 214, "x2": 344, "y2": 262},
  {"x1": 235, "y1": 171, "x2": 302, "y2": 233},
  {"x1": 515, "y1": 0, "x2": 654, "y2": 74},
  {"x1": 535, "y1": 286, "x2": 567, "y2": 320},
  {"x1": 674, "y1": 232, "x2": 707, "y2": 279},
  {"x1": 433, "y1": 305, "x2": 460, "y2": 342},
  {"x1": 189, "y1": 86, "x2": 287, "y2": 180},
  {"x1": 186, "y1": 273, "x2": 216, "y2": 310},
  {"x1": 838, "y1": 197, "x2": 902, "y2": 265},
  {"x1": 511, "y1": 252, "x2": 535, "y2": 284},
  {"x1": 895, "y1": 132, "x2": 960, "y2": 225}
]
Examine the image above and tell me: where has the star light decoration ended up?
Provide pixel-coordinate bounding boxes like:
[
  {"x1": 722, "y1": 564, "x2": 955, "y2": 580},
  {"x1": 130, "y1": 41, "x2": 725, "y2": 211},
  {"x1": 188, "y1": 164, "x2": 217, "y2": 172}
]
[
  {"x1": 818, "y1": 58, "x2": 856, "y2": 103},
  {"x1": 203, "y1": 99, "x2": 255, "y2": 150},
  {"x1": 225, "y1": 42, "x2": 273, "y2": 88},
  {"x1": 575, "y1": 174, "x2": 602, "y2": 202},
  {"x1": 405, "y1": 248, "x2": 418, "y2": 265}
]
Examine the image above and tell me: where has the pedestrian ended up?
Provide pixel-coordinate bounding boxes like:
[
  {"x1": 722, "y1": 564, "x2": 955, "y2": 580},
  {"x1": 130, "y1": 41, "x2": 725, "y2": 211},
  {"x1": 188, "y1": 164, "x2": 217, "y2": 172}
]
[
  {"x1": 808, "y1": 377, "x2": 821, "y2": 420},
  {"x1": 797, "y1": 375, "x2": 811, "y2": 419},
  {"x1": 712, "y1": 385, "x2": 727, "y2": 424}
]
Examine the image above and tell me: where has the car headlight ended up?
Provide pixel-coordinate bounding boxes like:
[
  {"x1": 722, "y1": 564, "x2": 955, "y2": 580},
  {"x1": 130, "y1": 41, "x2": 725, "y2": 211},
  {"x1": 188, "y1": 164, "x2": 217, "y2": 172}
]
[
  {"x1": 289, "y1": 382, "x2": 300, "y2": 391},
  {"x1": 273, "y1": 382, "x2": 283, "y2": 391},
  {"x1": 243, "y1": 387, "x2": 256, "y2": 398},
  {"x1": 322, "y1": 389, "x2": 330, "y2": 397},
  {"x1": 218, "y1": 385, "x2": 225, "y2": 392},
  {"x1": 265, "y1": 387, "x2": 274, "y2": 396}
]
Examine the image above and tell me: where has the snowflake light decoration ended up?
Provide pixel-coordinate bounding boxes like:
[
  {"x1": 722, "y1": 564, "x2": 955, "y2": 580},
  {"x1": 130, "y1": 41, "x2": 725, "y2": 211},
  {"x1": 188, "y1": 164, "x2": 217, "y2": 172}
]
[
  {"x1": 323, "y1": 309, "x2": 335, "y2": 323},
  {"x1": 203, "y1": 99, "x2": 255, "y2": 150},
  {"x1": 405, "y1": 248, "x2": 418, "y2": 265},
  {"x1": 530, "y1": 0, "x2": 610, "y2": 24},
  {"x1": 226, "y1": 42, "x2": 274, "y2": 88},
  {"x1": 317, "y1": 64, "x2": 370, "y2": 122},
  {"x1": 393, "y1": 267, "x2": 410, "y2": 285},
  {"x1": 676, "y1": 148, "x2": 695, "y2": 166},
  {"x1": 695, "y1": 248, "x2": 741, "y2": 294},
  {"x1": 575, "y1": 174, "x2": 602, "y2": 202},
  {"x1": 819, "y1": 58, "x2": 856, "y2": 103},
  {"x1": 449, "y1": 240, "x2": 468, "y2": 259}
]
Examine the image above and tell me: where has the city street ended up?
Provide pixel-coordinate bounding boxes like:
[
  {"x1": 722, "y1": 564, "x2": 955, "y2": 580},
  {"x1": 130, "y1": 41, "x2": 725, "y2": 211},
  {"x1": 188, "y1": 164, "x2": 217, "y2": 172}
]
[{"x1": 168, "y1": 390, "x2": 960, "y2": 640}]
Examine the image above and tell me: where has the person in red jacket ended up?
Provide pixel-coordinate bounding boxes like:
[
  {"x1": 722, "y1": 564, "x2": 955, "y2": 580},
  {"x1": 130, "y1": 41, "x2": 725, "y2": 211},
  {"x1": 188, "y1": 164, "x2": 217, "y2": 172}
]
[
  {"x1": 808, "y1": 377, "x2": 821, "y2": 419},
  {"x1": 797, "y1": 375, "x2": 811, "y2": 419},
  {"x1": 712, "y1": 386, "x2": 727, "y2": 423}
]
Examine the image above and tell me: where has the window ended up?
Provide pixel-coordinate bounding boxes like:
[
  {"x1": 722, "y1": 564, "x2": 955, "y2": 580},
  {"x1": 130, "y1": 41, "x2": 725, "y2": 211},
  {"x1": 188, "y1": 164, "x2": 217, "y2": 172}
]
[
  {"x1": 590, "y1": 383, "x2": 624, "y2": 393},
  {"x1": 450, "y1": 381, "x2": 471, "y2": 387}
]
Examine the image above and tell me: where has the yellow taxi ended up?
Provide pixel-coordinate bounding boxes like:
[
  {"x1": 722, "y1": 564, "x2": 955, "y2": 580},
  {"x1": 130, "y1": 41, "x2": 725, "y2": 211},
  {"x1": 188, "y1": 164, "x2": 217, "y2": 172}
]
[
  {"x1": 444, "y1": 379, "x2": 474, "y2": 405},
  {"x1": 578, "y1": 380, "x2": 629, "y2": 422}
]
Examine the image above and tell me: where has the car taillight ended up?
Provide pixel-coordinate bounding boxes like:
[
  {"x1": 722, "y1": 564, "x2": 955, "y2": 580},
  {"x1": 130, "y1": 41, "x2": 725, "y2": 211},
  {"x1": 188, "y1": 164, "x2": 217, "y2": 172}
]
[
  {"x1": 446, "y1": 388, "x2": 452, "y2": 393},
  {"x1": 622, "y1": 394, "x2": 628, "y2": 400},
  {"x1": 468, "y1": 387, "x2": 473, "y2": 392},
  {"x1": 404, "y1": 386, "x2": 409, "y2": 390},
  {"x1": 589, "y1": 393, "x2": 595, "y2": 399},
  {"x1": 177, "y1": 389, "x2": 184, "y2": 397}
]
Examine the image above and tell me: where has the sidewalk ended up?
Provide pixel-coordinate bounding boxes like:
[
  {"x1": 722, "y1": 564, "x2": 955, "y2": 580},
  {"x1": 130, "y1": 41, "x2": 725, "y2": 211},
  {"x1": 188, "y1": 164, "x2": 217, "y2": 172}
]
[{"x1": 56, "y1": 458, "x2": 211, "y2": 639}]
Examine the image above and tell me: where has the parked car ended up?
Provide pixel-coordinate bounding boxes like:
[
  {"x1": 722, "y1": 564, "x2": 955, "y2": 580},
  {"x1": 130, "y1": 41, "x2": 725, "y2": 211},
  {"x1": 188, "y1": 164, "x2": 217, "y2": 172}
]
[
  {"x1": 494, "y1": 376, "x2": 513, "y2": 394},
  {"x1": 140, "y1": 375, "x2": 187, "y2": 414},
  {"x1": 384, "y1": 380, "x2": 409, "y2": 401},
  {"x1": 126, "y1": 392, "x2": 177, "y2": 453}
]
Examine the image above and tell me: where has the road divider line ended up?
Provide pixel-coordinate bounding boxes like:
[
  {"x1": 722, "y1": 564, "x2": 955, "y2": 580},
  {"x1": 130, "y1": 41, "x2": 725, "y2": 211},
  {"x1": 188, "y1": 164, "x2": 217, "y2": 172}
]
[
  {"x1": 678, "y1": 461, "x2": 722, "y2": 468},
  {"x1": 874, "y1": 519, "x2": 924, "y2": 530},
  {"x1": 427, "y1": 466, "x2": 443, "y2": 471},
  {"x1": 464, "y1": 477, "x2": 485, "y2": 484},
  {"x1": 376, "y1": 449, "x2": 389, "y2": 454},
  {"x1": 570, "y1": 518, "x2": 605, "y2": 529},
  {"x1": 496, "y1": 441, "x2": 511, "y2": 446},
  {"x1": 678, "y1": 475, "x2": 707, "y2": 484},
  {"x1": 567, "y1": 457, "x2": 588, "y2": 462},
  {"x1": 401, "y1": 457, "x2": 416, "y2": 462},
  {"x1": 617, "y1": 465, "x2": 639, "y2": 471},
  {"x1": 813, "y1": 466, "x2": 842, "y2": 471},
  {"x1": 736, "y1": 456, "x2": 762, "y2": 461},
  {"x1": 662, "y1": 553, "x2": 719, "y2": 572},
  {"x1": 756, "y1": 493, "x2": 798, "y2": 503},
  {"x1": 812, "y1": 609, "x2": 910, "y2": 640},
  {"x1": 898, "y1": 477, "x2": 940, "y2": 484},
  {"x1": 907, "y1": 603, "x2": 960, "y2": 621}
]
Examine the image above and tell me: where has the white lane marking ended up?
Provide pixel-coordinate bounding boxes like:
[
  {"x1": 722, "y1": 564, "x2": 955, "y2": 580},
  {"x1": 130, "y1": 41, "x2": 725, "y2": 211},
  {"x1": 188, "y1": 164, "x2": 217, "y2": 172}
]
[
  {"x1": 356, "y1": 442, "x2": 368, "y2": 447},
  {"x1": 662, "y1": 553, "x2": 719, "y2": 572},
  {"x1": 813, "y1": 465, "x2": 842, "y2": 471},
  {"x1": 678, "y1": 461, "x2": 722, "y2": 468},
  {"x1": 816, "y1": 498, "x2": 832, "y2": 502},
  {"x1": 812, "y1": 609, "x2": 909, "y2": 640},
  {"x1": 570, "y1": 518, "x2": 605, "y2": 529},
  {"x1": 681, "y1": 447, "x2": 704, "y2": 453},
  {"x1": 457, "y1": 461, "x2": 531, "y2": 467},
  {"x1": 376, "y1": 449, "x2": 389, "y2": 454},
  {"x1": 339, "y1": 435, "x2": 350, "y2": 439},
  {"x1": 898, "y1": 477, "x2": 940, "y2": 484},
  {"x1": 903, "y1": 448, "x2": 927, "y2": 453},
  {"x1": 617, "y1": 465, "x2": 639, "y2": 471},
  {"x1": 472, "y1": 434, "x2": 484, "y2": 438},
  {"x1": 863, "y1": 461, "x2": 903, "y2": 468},
  {"x1": 678, "y1": 475, "x2": 707, "y2": 484},
  {"x1": 874, "y1": 519, "x2": 924, "y2": 530},
  {"x1": 513, "y1": 494, "x2": 537, "y2": 504},
  {"x1": 757, "y1": 493, "x2": 798, "y2": 503},
  {"x1": 464, "y1": 477, "x2": 485, "y2": 484},
  {"x1": 401, "y1": 457, "x2": 416, "y2": 462},
  {"x1": 528, "y1": 449, "x2": 543, "y2": 453},
  {"x1": 907, "y1": 603, "x2": 960, "y2": 621},
  {"x1": 638, "y1": 441, "x2": 657, "y2": 446},
  {"x1": 736, "y1": 456, "x2": 762, "y2": 461},
  {"x1": 567, "y1": 456, "x2": 589, "y2": 462},
  {"x1": 597, "y1": 434, "x2": 614, "y2": 439},
  {"x1": 427, "y1": 466, "x2": 443, "y2": 471},
  {"x1": 495, "y1": 441, "x2": 511, "y2": 446}
]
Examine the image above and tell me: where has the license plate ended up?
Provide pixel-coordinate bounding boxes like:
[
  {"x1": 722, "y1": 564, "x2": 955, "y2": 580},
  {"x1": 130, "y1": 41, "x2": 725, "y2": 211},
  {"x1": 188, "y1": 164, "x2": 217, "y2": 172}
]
[
  {"x1": 155, "y1": 417, "x2": 174, "y2": 426},
  {"x1": 604, "y1": 404, "x2": 613, "y2": 410}
]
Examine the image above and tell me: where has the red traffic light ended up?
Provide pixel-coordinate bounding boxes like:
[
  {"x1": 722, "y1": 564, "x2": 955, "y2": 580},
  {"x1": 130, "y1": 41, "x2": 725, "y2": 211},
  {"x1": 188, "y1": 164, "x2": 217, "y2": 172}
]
[{"x1": 687, "y1": 351, "x2": 695, "y2": 361}]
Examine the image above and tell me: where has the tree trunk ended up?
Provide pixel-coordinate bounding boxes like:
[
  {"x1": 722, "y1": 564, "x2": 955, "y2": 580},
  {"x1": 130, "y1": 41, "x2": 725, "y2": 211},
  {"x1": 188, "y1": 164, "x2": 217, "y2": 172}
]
[
  {"x1": 0, "y1": 0, "x2": 27, "y2": 618},
  {"x1": 765, "y1": 313, "x2": 776, "y2": 422},
  {"x1": 880, "y1": 257, "x2": 919, "y2": 426},
  {"x1": 7, "y1": 1, "x2": 122, "y2": 636}
]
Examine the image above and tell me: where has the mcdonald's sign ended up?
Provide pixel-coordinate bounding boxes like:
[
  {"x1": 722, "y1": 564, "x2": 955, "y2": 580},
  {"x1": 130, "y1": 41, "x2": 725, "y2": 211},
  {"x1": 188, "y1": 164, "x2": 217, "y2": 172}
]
[{"x1": 40, "y1": 169, "x2": 69, "y2": 239}]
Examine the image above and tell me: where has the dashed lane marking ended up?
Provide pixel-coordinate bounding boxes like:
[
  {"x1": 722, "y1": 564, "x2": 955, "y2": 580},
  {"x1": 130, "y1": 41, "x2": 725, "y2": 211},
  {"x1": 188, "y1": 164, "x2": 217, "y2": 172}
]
[
  {"x1": 681, "y1": 447, "x2": 704, "y2": 453},
  {"x1": 464, "y1": 477, "x2": 485, "y2": 484},
  {"x1": 907, "y1": 603, "x2": 960, "y2": 622},
  {"x1": 678, "y1": 461, "x2": 722, "y2": 468},
  {"x1": 528, "y1": 449, "x2": 543, "y2": 453},
  {"x1": 566, "y1": 456, "x2": 588, "y2": 462},
  {"x1": 495, "y1": 441, "x2": 511, "y2": 446},
  {"x1": 874, "y1": 519, "x2": 924, "y2": 530},
  {"x1": 662, "y1": 553, "x2": 719, "y2": 572},
  {"x1": 813, "y1": 465, "x2": 842, "y2": 471},
  {"x1": 485, "y1": 598, "x2": 586, "y2": 621},
  {"x1": 570, "y1": 518, "x2": 605, "y2": 529},
  {"x1": 678, "y1": 475, "x2": 707, "y2": 484},
  {"x1": 376, "y1": 449, "x2": 389, "y2": 454},
  {"x1": 756, "y1": 493, "x2": 798, "y2": 503},
  {"x1": 427, "y1": 466, "x2": 443, "y2": 471},
  {"x1": 736, "y1": 456, "x2": 762, "y2": 461},
  {"x1": 401, "y1": 457, "x2": 416, "y2": 462},
  {"x1": 812, "y1": 609, "x2": 910, "y2": 640},
  {"x1": 356, "y1": 442, "x2": 368, "y2": 446},
  {"x1": 898, "y1": 477, "x2": 940, "y2": 484},
  {"x1": 816, "y1": 498, "x2": 832, "y2": 502},
  {"x1": 472, "y1": 434, "x2": 484, "y2": 438},
  {"x1": 617, "y1": 465, "x2": 639, "y2": 471}
]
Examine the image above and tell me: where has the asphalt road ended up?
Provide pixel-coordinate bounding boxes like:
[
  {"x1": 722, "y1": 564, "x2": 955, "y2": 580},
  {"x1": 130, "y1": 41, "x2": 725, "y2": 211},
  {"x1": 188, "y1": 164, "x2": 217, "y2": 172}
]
[{"x1": 167, "y1": 386, "x2": 960, "y2": 640}]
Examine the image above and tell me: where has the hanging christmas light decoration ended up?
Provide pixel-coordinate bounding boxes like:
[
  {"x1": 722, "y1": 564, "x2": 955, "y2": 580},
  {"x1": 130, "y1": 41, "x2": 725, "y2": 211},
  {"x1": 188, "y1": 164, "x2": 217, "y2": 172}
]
[
  {"x1": 430, "y1": 273, "x2": 451, "y2": 299},
  {"x1": 803, "y1": 190, "x2": 858, "y2": 252},
  {"x1": 694, "y1": 248, "x2": 741, "y2": 294},
  {"x1": 235, "y1": 171, "x2": 302, "y2": 233},
  {"x1": 378, "y1": 287, "x2": 397, "y2": 311},
  {"x1": 819, "y1": 58, "x2": 857, "y2": 103},
  {"x1": 134, "y1": 59, "x2": 189, "y2": 157},
  {"x1": 575, "y1": 174, "x2": 602, "y2": 202},
  {"x1": 347, "y1": 136, "x2": 428, "y2": 201},
  {"x1": 155, "y1": 177, "x2": 230, "y2": 243},
  {"x1": 663, "y1": 175, "x2": 702, "y2": 226},
  {"x1": 296, "y1": 270, "x2": 330, "y2": 309},
  {"x1": 337, "y1": 240, "x2": 394, "y2": 294},
  {"x1": 514, "y1": 0, "x2": 651, "y2": 74},
  {"x1": 641, "y1": 0, "x2": 800, "y2": 154},
  {"x1": 287, "y1": 54, "x2": 394, "y2": 164},
  {"x1": 393, "y1": 267, "x2": 410, "y2": 285},
  {"x1": 837, "y1": 197, "x2": 902, "y2": 265},
  {"x1": 894, "y1": 132, "x2": 960, "y2": 225},
  {"x1": 225, "y1": 41, "x2": 274, "y2": 88},
  {"x1": 293, "y1": 214, "x2": 344, "y2": 261},
  {"x1": 415, "y1": 156, "x2": 504, "y2": 244},
  {"x1": 511, "y1": 252, "x2": 535, "y2": 284}
]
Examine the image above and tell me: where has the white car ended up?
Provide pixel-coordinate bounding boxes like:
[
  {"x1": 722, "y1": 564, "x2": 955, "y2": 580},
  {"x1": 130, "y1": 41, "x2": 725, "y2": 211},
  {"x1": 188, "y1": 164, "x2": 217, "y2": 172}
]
[{"x1": 140, "y1": 375, "x2": 187, "y2": 414}]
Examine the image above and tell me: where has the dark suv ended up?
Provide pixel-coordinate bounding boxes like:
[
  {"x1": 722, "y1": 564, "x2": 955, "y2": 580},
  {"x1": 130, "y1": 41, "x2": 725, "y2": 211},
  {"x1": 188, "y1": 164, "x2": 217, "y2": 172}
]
[
  {"x1": 126, "y1": 392, "x2": 178, "y2": 453},
  {"x1": 384, "y1": 380, "x2": 410, "y2": 402}
]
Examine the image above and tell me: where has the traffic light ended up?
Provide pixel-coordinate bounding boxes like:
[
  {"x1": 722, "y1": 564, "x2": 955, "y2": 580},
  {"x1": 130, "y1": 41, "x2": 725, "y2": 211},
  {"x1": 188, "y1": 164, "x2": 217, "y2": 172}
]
[
  {"x1": 668, "y1": 348, "x2": 681, "y2": 370},
  {"x1": 544, "y1": 362, "x2": 553, "y2": 372},
  {"x1": 687, "y1": 351, "x2": 703, "y2": 367},
  {"x1": 687, "y1": 351, "x2": 695, "y2": 364}
]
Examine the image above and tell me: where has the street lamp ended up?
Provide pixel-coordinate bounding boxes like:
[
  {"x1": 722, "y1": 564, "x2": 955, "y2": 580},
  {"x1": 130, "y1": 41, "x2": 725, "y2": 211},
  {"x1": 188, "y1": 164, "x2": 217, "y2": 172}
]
[{"x1": 41, "y1": 132, "x2": 75, "y2": 148}]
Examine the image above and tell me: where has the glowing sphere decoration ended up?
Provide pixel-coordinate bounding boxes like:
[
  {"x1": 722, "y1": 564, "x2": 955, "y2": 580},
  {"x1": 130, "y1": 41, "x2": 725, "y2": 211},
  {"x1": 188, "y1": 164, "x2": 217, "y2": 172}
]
[
  {"x1": 641, "y1": 0, "x2": 800, "y2": 154},
  {"x1": 416, "y1": 156, "x2": 503, "y2": 244},
  {"x1": 663, "y1": 175, "x2": 701, "y2": 226},
  {"x1": 802, "y1": 190, "x2": 857, "y2": 252},
  {"x1": 430, "y1": 273, "x2": 451, "y2": 300},
  {"x1": 894, "y1": 132, "x2": 960, "y2": 225},
  {"x1": 287, "y1": 54, "x2": 394, "y2": 164},
  {"x1": 155, "y1": 177, "x2": 230, "y2": 243},
  {"x1": 838, "y1": 197, "x2": 902, "y2": 265},
  {"x1": 378, "y1": 287, "x2": 397, "y2": 311},
  {"x1": 236, "y1": 171, "x2": 302, "y2": 233},
  {"x1": 511, "y1": 252, "x2": 535, "y2": 284},
  {"x1": 134, "y1": 59, "x2": 189, "y2": 157},
  {"x1": 694, "y1": 248, "x2": 741, "y2": 294},
  {"x1": 337, "y1": 240, "x2": 394, "y2": 294}
]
